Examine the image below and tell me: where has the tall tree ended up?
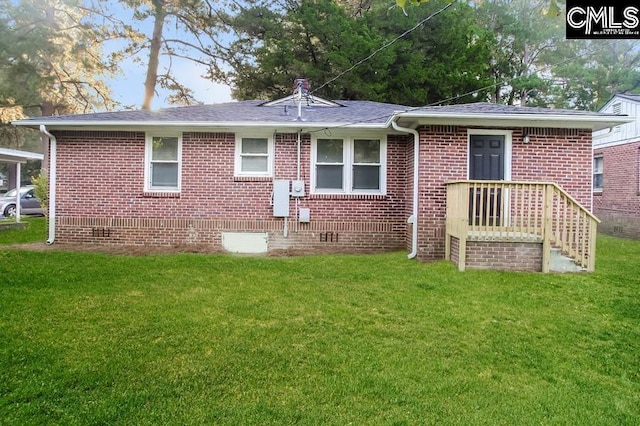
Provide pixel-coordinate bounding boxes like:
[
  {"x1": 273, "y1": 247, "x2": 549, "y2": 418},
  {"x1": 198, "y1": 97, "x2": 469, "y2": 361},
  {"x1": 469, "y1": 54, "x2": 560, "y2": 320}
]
[
  {"x1": 475, "y1": 0, "x2": 640, "y2": 109},
  {"x1": 210, "y1": 0, "x2": 494, "y2": 106},
  {"x1": 476, "y1": 0, "x2": 562, "y2": 106},
  {"x1": 543, "y1": 39, "x2": 640, "y2": 110},
  {"x1": 103, "y1": 0, "x2": 226, "y2": 109},
  {"x1": 0, "y1": 0, "x2": 116, "y2": 119},
  {"x1": 0, "y1": 0, "x2": 116, "y2": 154},
  {"x1": 0, "y1": 0, "x2": 118, "y2": 187},
  {"x1": 368, "y1": 1, "x2": 494, "y2": 105}
]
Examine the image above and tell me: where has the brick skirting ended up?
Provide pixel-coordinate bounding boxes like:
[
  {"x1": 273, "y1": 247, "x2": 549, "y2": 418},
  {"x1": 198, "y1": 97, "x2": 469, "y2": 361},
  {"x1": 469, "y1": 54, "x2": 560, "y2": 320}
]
[
  {"x1": 53, "y1": 216, "x2": 407, "y2": 254},
  {"x1": 595, "y1": 213, "x2": 640, "y2": 240},
  {"x1": 448, "y1": 238, "x2": 543, "y2": 272}
]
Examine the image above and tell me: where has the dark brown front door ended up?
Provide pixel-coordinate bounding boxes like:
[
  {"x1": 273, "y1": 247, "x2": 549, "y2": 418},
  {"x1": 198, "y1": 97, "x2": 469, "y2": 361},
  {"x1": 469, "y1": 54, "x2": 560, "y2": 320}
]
[{"x1": 469, "y1": 135, "x2": 505, "y2": 225}]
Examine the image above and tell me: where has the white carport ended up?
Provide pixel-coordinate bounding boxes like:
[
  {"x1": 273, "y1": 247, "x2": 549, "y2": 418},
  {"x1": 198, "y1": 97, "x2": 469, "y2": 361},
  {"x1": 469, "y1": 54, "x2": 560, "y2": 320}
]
[{"x1": 0, "y1": 147, "x2": 44, "y2": 222}]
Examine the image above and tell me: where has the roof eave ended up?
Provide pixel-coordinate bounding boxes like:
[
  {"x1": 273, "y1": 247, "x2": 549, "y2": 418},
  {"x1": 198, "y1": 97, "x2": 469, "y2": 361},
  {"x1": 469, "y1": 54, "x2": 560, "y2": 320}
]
[
  {"x1": 12, "y1": 120, "x2": 389, "y2": 131},
  {"x1": 391, "y1": 111, "x2": 633, "y2": 132},
  {"x1": 0, "y1": 147, "x2": 44, "y2": 163}
]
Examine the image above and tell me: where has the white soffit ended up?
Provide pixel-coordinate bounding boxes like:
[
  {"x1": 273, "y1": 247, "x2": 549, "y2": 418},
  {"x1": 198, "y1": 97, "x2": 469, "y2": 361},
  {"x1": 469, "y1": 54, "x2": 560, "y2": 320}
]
[
  {"x1": 0, "y1": 147, "x2": 44, "y2": 163},
  {"x1": 393, "y1": 111, "x2": 633, "y2": 132}
]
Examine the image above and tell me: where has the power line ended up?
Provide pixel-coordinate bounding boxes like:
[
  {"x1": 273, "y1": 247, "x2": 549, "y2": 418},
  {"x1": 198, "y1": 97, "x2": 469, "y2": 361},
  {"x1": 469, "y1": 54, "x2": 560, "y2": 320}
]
[
  {"x1": 310, "y1": 0, "x2": 458, "y2": 96},
  {"x1": 303, "y1": 39, "x2": 623, "y2": 134}
]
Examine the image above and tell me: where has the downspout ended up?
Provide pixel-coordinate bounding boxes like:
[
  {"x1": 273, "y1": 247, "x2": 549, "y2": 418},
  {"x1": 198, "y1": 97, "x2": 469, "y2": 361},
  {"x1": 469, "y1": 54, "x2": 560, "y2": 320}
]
[
  {"x1": 296, "y1": 129, "x2": 302, "y2": 233},
  {"x1": 391, "y1": 118, "x2": 419, "y2": 259},
  {"x1": 39, "y1": 125, "x2": 56, "y2": 245}
]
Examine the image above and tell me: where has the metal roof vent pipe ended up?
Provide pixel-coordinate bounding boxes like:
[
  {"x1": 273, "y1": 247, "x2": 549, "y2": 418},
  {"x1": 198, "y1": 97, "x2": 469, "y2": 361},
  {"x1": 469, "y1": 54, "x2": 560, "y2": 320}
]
[{"x1": 293, "y1": 78, "x2": 310, "y2": 121}]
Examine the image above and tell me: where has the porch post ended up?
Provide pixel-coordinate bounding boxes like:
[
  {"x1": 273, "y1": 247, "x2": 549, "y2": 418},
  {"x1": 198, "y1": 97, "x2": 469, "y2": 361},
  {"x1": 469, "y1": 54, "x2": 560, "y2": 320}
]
[
  {"x1": 588, "y1": 220, "x2": 597, "y2": 272},
  {"x1": 15, "y1": 162, "x2": 21, "y2": 222},
  {"x1": 458, "y1": 182, "x2": 469, "y2": 271},
  {"x1": 541, "y1": 184, "x2": 553, "y2": 273}
]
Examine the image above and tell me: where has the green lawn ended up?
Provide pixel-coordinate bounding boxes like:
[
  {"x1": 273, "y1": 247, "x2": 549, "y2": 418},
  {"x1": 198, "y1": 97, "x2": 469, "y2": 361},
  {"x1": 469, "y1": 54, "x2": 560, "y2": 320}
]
[{"x1": 1, "y1": 218, "x2": 639, "y2": 424}]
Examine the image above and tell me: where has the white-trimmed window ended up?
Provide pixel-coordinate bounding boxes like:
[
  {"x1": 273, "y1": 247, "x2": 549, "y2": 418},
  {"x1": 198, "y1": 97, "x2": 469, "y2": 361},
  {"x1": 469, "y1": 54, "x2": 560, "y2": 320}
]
[
  {"x1": 312, "y1": 136, "x2": 386, "y2": 194},
  {"x1": 145, "y1": 135, "x2": 181, "y2": 191},
  {"x1": 593, "y1": 155, "x2": 603, "y2": 192},
  {"x1": 234, "y1": 135, "x2": 274, "y2": 177}
]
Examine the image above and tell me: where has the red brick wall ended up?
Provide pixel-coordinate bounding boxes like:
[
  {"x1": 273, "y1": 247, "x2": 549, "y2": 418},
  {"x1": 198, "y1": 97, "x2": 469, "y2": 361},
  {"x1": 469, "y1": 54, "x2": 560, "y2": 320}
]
[
  {"x1": 52, "y1": 130, "x2": 411, "y2": 253},
  {"x1": 415, "y1": 126, "x2": 593, "y2": 262},
  {"x1": 465, "y1": 241, "x2": 542, "y2": 272},
  {"x1": 50, "y1": 126, "x2": 592, "y2": 258},
  {"x1": 593, "y1": 141, "x2": 640, "y2": 239},
  {"x1": 416, "y1": 125, "x2": 468, "y2": 261},
  {"x1": 513, "y1": 128, "x2": 593, "y2": 207}
]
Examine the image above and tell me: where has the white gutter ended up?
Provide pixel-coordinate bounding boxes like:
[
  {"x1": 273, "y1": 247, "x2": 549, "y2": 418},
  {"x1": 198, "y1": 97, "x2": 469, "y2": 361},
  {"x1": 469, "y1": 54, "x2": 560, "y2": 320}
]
[
  {"x1": 14, "y1": 120, "x2": 390, "y2": 130},
  {"x1": 39, "y1": 125, "x2": 56, "y2": 245},
  {"x1": 391, "y1": 119, "x2": 419, "y2": 259},
  {"x1": 387, "y1": 112, "x2": 632, "y2": 132}
]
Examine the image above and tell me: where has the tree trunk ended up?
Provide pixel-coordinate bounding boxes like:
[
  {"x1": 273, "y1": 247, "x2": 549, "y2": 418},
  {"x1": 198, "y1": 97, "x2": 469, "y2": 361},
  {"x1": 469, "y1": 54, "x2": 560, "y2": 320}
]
[
  {"x1": 142, "y1": 0, "x2": 166, "y2": 110},
  {"x1": 40, "y1": 101, "x2": 55, "y2": 171}
]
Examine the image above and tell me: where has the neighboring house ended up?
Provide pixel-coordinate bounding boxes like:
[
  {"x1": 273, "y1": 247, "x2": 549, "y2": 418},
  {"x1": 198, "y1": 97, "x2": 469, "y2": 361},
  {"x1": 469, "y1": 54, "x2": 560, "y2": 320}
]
[
  {"x1": 13, "y1": 93, "x2": 628, "y2": 272},
  {"x1": 593, "y1": 93, "x2": 640, "y2": 240},
  {"x1": 0, "y1": 147, "x2": 45, "y2": 220}
]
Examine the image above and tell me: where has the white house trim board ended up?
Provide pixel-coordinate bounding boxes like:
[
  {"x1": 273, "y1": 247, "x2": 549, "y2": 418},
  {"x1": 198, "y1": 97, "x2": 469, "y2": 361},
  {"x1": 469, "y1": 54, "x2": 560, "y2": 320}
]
[
  {"x1": 393, "y1": 112, "x2": 630, "y2": 132},
  {"x1": 11, "y1": 121, "x2": 391, "y2": 131},
  {"x1": 594, "y1": 95, "x2": 640, "y2": 147},
  {"x1": 0, "y1": 147, "x2": 44, "y2": 163}
]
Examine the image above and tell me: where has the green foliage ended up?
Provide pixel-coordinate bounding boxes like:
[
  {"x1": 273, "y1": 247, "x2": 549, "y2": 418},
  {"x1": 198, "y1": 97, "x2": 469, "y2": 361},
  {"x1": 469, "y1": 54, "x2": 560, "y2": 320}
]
[
  {"x1": 214, "y1": 0, "x2": 494, "y2": 106},
  {"x1": 544, "y1": 39, "x2": 640, "y2": 110},
  {"x1": 210, "y1": 0, "x2": 638, "y2": 109},
  {"x1": 31, "y1": 171, "x2": 48, "y2": 215},
  {"x1": 0, "y1": 234, "x2": 638, "y2": 423},
  {"x1": 0, "y1": 0, "x2": 117, "y2": 115},
  {"x1": 0, "y1": 0, "x2": 117, "y2": 151}
]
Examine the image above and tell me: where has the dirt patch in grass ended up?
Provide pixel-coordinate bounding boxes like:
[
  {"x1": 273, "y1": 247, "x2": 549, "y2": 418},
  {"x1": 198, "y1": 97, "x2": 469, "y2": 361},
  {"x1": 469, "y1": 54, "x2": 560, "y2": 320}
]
[
  {"x1": 5, "y1": 241, "x2": 392, "y2": 257},
  {"x1": 5, "y1": 241, "x2": 226, "y2": 256}
]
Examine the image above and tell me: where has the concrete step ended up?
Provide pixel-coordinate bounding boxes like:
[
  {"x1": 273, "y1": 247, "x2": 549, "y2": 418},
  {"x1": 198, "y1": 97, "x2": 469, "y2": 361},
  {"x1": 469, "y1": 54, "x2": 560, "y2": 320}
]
[{"x1": 550, "y1": 247, "x2": 586, "y2": 273}]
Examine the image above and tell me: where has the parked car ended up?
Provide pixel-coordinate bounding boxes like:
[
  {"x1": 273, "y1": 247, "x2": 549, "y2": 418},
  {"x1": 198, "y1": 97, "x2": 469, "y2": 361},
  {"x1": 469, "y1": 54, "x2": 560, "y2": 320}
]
[{"x1": 0, "y1": 185, "x2": 44, "y2": 217}]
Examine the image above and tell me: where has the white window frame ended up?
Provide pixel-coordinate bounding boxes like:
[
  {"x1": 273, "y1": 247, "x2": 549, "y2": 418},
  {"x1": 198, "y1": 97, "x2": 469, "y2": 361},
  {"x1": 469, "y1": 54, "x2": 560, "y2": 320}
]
[
  {"x1": 144, "y1": 134, "x2": 182, "y2": 192},
  {"x1": 593, "y1": 155, "x2": 603, "y2": 192},
  {"x1": 234, "y1": 133, "x2": 274, "y2": 177},
  {"x1": 311, "y1": 134, "x2": 387, "y2": 195}
]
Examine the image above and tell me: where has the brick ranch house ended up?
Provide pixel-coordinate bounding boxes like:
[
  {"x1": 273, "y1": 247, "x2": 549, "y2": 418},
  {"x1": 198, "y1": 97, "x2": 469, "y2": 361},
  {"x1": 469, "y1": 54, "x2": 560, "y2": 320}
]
[
  {"x1": 593, "y1": 93, "x2": 640, "y2": 240},
  {"x1": 13, "y1": 95, "x2": 629, "y2": 272}
]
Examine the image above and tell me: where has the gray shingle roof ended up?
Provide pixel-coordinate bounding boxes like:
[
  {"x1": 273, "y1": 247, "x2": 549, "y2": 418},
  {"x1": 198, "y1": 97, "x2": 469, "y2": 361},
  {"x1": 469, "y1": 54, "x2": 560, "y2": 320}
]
[
  {"x1": 410, "y1": 102, "x2": 615, "y2": 116},
  {"x1": 15, "y1": 100, "x2": 408, "y2": 126},
  {"x1": 611, "y1": 93, "x2": 640, "y2": 103},
  {"x1": 13, "y1": 99, "x2": 626, "y2": 131}
]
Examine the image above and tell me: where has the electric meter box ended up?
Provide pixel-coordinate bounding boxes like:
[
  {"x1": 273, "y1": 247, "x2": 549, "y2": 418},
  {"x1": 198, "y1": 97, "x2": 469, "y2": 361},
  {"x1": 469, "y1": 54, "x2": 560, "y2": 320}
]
[
  {"x1": 299, "y1": 207, "x2": 311, "y2": 223},
  {"x1": 273, "y1": 180, "x2": 290, "y2": 217},
  {"x1": 291, "y1": 180, "x2": 305, "y2": 197}
]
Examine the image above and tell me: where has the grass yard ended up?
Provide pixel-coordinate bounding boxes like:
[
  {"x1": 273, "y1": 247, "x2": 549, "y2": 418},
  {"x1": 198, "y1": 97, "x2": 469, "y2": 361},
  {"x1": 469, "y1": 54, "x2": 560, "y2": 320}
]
[{"x1": 1, "y1": 218, "x2": 639, "y2": 424}]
